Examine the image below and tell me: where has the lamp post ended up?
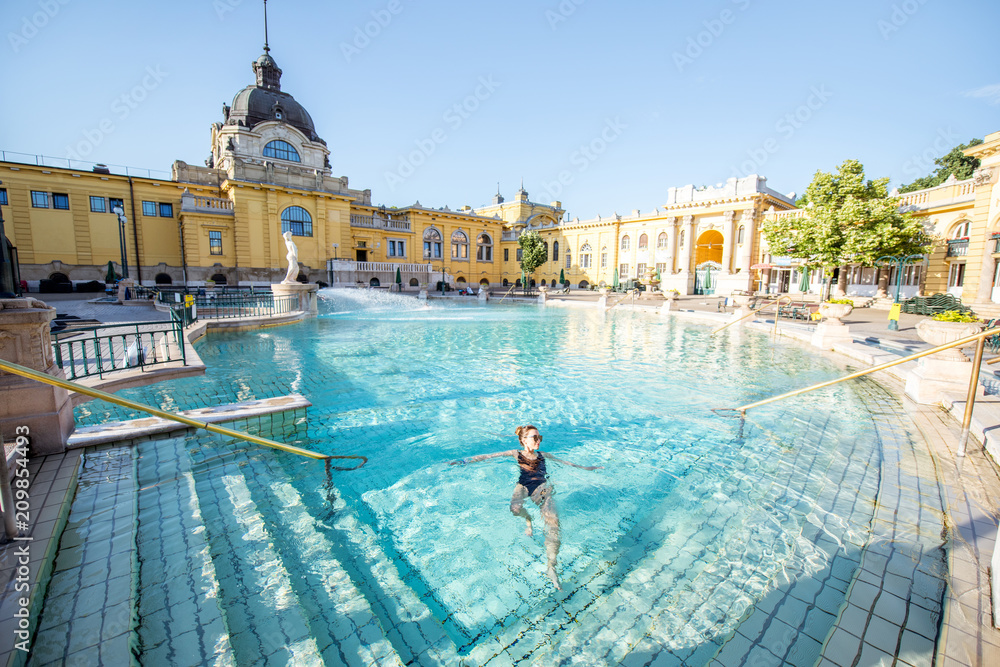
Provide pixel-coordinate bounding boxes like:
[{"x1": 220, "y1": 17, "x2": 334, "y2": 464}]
[
  {"x1": 112, "y1": 205, "x2": 129, "y2": 279},
  {"x1": 876, "y1": 253, "x2": 924, "y2": 331},
  {"x1": 0, "y1": 179, "x2": 14, "y2": 297}
]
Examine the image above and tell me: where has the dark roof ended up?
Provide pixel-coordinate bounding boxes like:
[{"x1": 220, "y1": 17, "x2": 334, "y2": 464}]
[{"x1": 224, "y1": 52, "x2": 324, "y2": 144}]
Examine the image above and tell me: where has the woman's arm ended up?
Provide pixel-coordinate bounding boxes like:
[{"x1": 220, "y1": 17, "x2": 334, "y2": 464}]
[
  {"x1": 449, "y1": 450, "x2": 518, "y2": 465},
  {"x1": 542, "y1": 452, "x2": 603, "y2": 471}
]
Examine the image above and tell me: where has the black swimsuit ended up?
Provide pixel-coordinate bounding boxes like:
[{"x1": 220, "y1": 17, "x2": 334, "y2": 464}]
[{"x1": 517, "y1": 452, "x2": 548, "y2": 495}]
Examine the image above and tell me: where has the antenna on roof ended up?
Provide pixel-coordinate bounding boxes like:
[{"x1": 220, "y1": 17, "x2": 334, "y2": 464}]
[{"x1": 263, "y1": 0, "x2": 270, "y2": 53}]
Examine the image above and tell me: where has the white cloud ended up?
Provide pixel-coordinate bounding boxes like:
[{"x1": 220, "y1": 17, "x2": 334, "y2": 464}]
[{"x1": 964, "y1": 84, "x2": 1000, "y2": 106}]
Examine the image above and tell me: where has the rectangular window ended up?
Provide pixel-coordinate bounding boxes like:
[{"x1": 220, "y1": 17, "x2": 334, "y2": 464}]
[
  {"x1": 109, "y1": 198, "x2": 124, "y2": 214},
  {"x1": 903, "y1": 265, "x2": 922, "y2": 287},
  {"x1": 31, "y1": 191, "x2": 49, "y2": 208},
  {"x1": 90, "y1": 196, "x2": 106, "y2": 213},
  {"x1": 948, "y1": 263, "x2": 965, "y2": 288},
  {"x1": 388, "y1": 239, "x2": 406, "y2": 258},
  {"x1": 656, "y1": 263, "x2": 666, "y2": 275},
  {"x1": 601, "y1": 252, "x2": 607, "y2": 268},
  {"x1": 0, "y1": 188, "x2": 7, "y2": 205},
  {"x1": 142, "y1": 201, "x2": 157, "y2": 216},
  {"x1": 504, "y1": 248, "x2": 509, "y2": 262},
  {"x1": 209, "y1": 230, "x2": 222, "y2": 255},
  {"x1": 52, "y1": 193, "x2": 69, "y2": 210},
  {"x1": 619, "y1": 263, "x2": 629, "y2": 278},
  {"x1": 637, "y1": 263, "x2": 647, "y2": 278},
  {"x1": 516, "y1": 248, "x2": 523, "y2": 262},
  {"x1": 580, "y1": 254, "x2": 592, "y2": 268},
  {"x1": 159, "y1": 203, "x2": 173, "y2": 218},
  {"x1": 565, "y1": 253, "x2": 571, "y2": 269}
]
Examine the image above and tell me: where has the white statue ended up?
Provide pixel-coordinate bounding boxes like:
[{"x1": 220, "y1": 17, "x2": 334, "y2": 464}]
[{"x1": 281, "y1": 231, "x2": 299, "y2": 284}]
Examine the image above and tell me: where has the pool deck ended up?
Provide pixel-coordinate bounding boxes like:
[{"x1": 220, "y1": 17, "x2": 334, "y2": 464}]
[{"x1": 1, "y1": 290, "x2": 998, "y2": 666}]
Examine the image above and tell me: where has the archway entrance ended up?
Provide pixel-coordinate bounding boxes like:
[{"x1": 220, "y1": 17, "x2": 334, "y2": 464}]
[
  {"x1": 694, "y1": 261, "x2": 722, "y2": 295},
  {"x1": 694, "y1": 230, "x2": 724, "y2": 266}
]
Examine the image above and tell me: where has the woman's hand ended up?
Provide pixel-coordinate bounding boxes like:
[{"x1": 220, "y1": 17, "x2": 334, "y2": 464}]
[
  {"x1": 584, "y1": 465, "x2": 603, "y2": 471},
  {"x1": 449, "y1": 460, "x2": 466, "y2": 466}
]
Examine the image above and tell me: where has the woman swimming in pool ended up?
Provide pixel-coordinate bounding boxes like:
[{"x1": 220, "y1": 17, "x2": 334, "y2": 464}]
[{"x1": 450, "y1": 424, "x2": 601, "y2": 590}]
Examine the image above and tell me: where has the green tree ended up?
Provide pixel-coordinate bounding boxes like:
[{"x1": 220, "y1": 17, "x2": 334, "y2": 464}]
[
  {"x1": 761, "y1": 159, "x2": 929, "y2": 297},
  {"x1": 899, "y1": 138, "x2": 983, "y2": 192},
  {"x1": 518, "y1": 231, "x2": 547, "y2": 286}
]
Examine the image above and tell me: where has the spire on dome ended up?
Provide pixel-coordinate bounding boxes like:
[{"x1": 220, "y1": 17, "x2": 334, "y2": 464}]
[
  {"x1": 263, "y1": 0, "x2": 270, "y2": 53},
  {"x1": 253, "y1": 0, "x2": 281, "y2": 90}
]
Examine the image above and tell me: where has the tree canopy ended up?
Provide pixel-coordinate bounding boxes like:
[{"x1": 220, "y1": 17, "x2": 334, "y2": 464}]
[
  {"x1": 518, "y1": 231, "x2": 548, "y2": 279},
  {"x1": 761, "y1": 159, "x2": 929, "y2": 273},
  {"x1": 898, "y1": 138, "x2": 983, "y2": 192}
]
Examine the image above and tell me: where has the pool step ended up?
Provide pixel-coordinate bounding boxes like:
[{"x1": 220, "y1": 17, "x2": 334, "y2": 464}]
[{"x1": 133, "y1": 435, "x2": 237, "y2": 666}]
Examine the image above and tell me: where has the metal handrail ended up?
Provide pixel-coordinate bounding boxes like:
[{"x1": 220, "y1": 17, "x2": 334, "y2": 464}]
[
  {"x1": 711, "y1": 295, "x2": 793, "y2": 336},
  {"x1": 607, "y1": 288, "x2": 639, "y2": 310},
  {"x1": 720, "y1": 326, "x2": 1000, "y2": 456},
  {"x1": 52, "y1": 319, "x2": 187, "y2": 380},
  {"x1": 498, "y1": 284, "x2": 518, "y2": 304},
  {"x1": 0, "y1": 358, "x2": 367, "y2": 468}
]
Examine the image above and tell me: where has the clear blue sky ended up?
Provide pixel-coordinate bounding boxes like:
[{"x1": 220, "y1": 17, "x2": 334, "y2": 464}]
[{"x1": 2, "y1": 0, "x2": 998, "y2": 219}]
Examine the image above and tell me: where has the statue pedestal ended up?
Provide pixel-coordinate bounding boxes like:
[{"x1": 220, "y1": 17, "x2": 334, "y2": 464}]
[
  {"x1": 418, "y1": 289, "x2": 428, "y2": 301},
  {"x1": 117, "y1": 278, "x2": 135, "y2": 303},
  {"x1": 477, "y1": 290, "x2": 488, "y2": 302},
  {"x1": 811, "y1": 321, "x2": 853, "y2": 349},
  {"x1": 538, "y1": 286, "x2": 549, "y2": 304},
  {"x1": 271, "y1": 283, "x2": 318, "y2": 316},
  {"x1": 0, "y1": 299, "x2": 75, "y2": 455},
  {"x1": 905, "y1": 358, "x2": 981, "y2": 405}
]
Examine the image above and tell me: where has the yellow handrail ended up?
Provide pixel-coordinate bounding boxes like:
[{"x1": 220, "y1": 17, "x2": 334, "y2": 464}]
[
  {"x1": 497, "y1": 283, "x2": 518, "y2": 304},
  {"x1": 722, "y1": 326, "x2": 1000, "y2": 456},
  {"x1": 0, "y1": 358, "x2": 367, "y2": 467},
  {"x1": 607, "y1": 288, "x2": 639, "y2": 310},
  {"x1": 711, "y1": 295, "x2": 793, "y2": 336}
]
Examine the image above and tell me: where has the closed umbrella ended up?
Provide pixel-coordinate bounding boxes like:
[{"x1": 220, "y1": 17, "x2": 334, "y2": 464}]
[
  {"x1": 798, "y1": 266, "x2": 810, "y2": 292},
  {"x1": 395, "y1": 267, "x2": 402, "y2": 291},
  {"x1": 612, "y1": 267, "x2": 619, "y2": 290},
  {"x1": 703, "y1": 265, "x2": 712, "y2": 293},
  {"x1": 559, "y1": 268, "x2": 565, "y2": 287},
  {"x1": 105, "y1": 261, "x2": 118, "y2": 283}
]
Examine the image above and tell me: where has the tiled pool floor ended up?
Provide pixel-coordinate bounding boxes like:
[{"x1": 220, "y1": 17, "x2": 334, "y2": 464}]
[{"x1": 19, "y1": 371, "x2": 994, "y2": 666}]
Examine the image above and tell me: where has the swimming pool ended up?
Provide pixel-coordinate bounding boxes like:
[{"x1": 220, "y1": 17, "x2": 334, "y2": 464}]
[{"x1": 53, "y1": 291, "x2": 946, "y2": 665}]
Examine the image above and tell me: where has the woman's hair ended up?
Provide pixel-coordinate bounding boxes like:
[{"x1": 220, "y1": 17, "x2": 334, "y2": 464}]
[{"x1": 515, "y1": 424, "x2": 540, "y2": 438}]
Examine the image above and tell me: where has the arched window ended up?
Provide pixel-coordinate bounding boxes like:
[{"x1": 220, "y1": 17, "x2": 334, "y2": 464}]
[
  {"x1": 423, "y1": 228, "x2": 442, "y2": 258},
  {"x1": 155, "y1": 273, "x2": 173, "y2": 285},
  {"x1": 211, "y1": 273, "x2": 228, "y2": 285},
  {"x1": 621, "y1": 235, "x2": 630, "y2": 251},
  {"x1": 409, "y1": 278, "x2": 419, "y2": 286},
  {"x1": 451, "y1": 230, "x2": 469, "y2": 259},
  {"x1": 638, "y1": 234, "x2": 648, "y2": 250},
  {"x1": 737, "y1": 225, "x2": 745, "y2": 245},
  {"x1": 553, "y1": 241, "x2": 559, "y2": 262},
  {"x1": 657, "y1": 232, "x2": 668, "y2": 249},
  {"x1": 281, "y1": 206, "x2": 313, "y2": 236},
  {"x1": 263, "y1": 140, "x2": 301, "y2": 162},
  {"x1": 952, "y1": 220, "x2": 971, "y2": 239},
  {"x1": 580, "y1": 243, "x2": 593, "y2": 269},
  {"x1": 543, "y1": 241, "x2": 549, "y2": 258},
  {"x1": 477, "y1": 233, "x2": 493, "y2": 261}
]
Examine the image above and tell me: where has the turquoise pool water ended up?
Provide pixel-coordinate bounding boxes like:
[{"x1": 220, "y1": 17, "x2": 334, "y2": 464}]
[{"x1": 70, "y1": 291, "x2": 905, "y2": 664}]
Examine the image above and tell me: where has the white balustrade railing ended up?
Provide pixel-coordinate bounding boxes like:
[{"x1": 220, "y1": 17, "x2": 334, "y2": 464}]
[
  {"x1": 181, "y1": 194, "x2": 235, "y2": 214},
  {"x1": 350, "y1": 214, "x2": 412, "y2": 231},
  {"x1": 327, "y1": 260, "x2": 432, "y2": 273}
]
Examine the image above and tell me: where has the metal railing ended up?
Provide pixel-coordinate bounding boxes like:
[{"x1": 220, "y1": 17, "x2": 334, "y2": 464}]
[
  {"x1": 52, "y1": 318, "x2": 187, "y2": 380},
  {"x1": 711, "y1": 295, "x2": 793, "y2": 337},
  {"x1": 607, "y1": 288, "x2": 640, "y2": 310},
  {"x1": 194, "y1": 294, "x2": 298, "y2": 320},
  {"x1": 716, "y1": 326, "x2": 1000, "y2": 456}
]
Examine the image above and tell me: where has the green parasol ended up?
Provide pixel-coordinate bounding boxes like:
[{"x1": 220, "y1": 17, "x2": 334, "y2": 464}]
[
  {"x1": 395, "y1": 266, "x2": 402, "y2": 289},
  {"x1": 105, "y1": 261, "x2": 118, "y2": 283},
  {"x1": 703, "y1": 264, "x2": 712, "y2": 292},
  {"x1": 612, "y1": 267, "x2": 619, "y2": 290},
  {"x1": 798, "y1": 266, "x2": 810, "y2": 292},
  {"x1": 559, "y1": 268, "x2": 566, "y2": 286}
]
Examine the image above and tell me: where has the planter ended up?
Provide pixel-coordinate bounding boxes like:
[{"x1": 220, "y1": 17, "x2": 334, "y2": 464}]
[
  {"x1": 818, "y1": 302, "x2": 854, "y2": 324},
  {"x1": 915, "y1": 319, "x2": 983, "y2": 362}
]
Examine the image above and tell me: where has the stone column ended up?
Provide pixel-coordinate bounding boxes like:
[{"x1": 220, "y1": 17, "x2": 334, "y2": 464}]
[
  {"x1": 0, "y1": 299, "x2": 75, "y2": 455},
  {"x1": 736, "y1": 210, "x2": 754, "y2": 273},
  {"x1": 665, "y1": 217, "x2": 677, "y2": 273},
  {"x1": 721, "y1": 211, "x2": 736, "y2": 274},
  {"x1": 679, "y1": 215, "x2": 694, "y2": 276}
]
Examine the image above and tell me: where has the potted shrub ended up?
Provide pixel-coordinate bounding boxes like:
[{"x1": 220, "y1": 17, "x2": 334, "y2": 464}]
[
  {"x1": 916, "y1": 310, "x2": 982, "y2": 361},
  {"x1": 818, "y1": 297, "x2": 854, "y2": 324}
]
